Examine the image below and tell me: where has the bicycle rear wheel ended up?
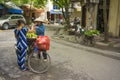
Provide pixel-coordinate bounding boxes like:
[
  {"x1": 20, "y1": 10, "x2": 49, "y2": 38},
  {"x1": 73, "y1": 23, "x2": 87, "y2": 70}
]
[
  {"x1": 90, "y1": 36, "x2": 96, "y2": 46},
  {"x1": 75, "y1": 33, "x2": 83, "y2": 44},
  {"x1": 28, "y1": 51, "x2": 51, "y2": 74}
]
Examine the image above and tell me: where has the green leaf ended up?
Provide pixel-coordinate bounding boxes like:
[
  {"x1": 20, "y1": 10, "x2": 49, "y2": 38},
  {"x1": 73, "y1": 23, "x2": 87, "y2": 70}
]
[{"x1": 84, "y1": 30, "x2": 100, "y2": 36}]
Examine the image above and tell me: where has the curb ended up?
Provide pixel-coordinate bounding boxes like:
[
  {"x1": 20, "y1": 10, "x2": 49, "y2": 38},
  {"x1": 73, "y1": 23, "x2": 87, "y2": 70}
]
[{"x1": 51, "y1": 37, "x2": 120, "y2": 60}]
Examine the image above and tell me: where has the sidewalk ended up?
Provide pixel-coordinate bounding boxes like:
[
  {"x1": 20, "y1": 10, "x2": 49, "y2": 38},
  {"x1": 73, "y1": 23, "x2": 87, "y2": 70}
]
[
  {"x1": 0, "y1": 77, "x2": 5, "y2": 80},
  {"x1": 51, "y1": 30, "x2": 120, "y2": 60},
  {"x1": 44, "y1": 23, "x2": 64, "y2": 28},
  {"x1": 45, "y1": 24, "x2": 120, "y2": 59}
]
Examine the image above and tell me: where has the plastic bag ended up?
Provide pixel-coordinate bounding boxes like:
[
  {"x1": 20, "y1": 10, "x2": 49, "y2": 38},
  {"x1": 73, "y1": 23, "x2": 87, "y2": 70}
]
[{"x1": 36, "y1": 36, "x2": 50, "y2": 50}]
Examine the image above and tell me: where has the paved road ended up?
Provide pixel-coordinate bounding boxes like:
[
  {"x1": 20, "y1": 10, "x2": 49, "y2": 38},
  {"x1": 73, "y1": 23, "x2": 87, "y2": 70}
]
[{"x1": 0, "y1": 29, "x2": 120, "y2": 80}]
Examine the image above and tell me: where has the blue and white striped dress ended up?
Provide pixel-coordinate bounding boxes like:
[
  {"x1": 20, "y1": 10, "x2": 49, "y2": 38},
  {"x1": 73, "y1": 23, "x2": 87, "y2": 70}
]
[{"x1": 14, "y1": 28, "x2": 28, "y2": 70}]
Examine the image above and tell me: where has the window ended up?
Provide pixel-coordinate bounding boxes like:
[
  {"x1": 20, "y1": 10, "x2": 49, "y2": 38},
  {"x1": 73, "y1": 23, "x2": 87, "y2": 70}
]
[
  {"x1": 11, "y1": 16, "x2": 17, "y2": 19},
  {"x1": 11, "y1": 15, "x2": 23, "y2": 19},
  {"x1": 16, "y1": 16, "x2": 23, "y2": 19},
  {"x1": 53, "y1": 5, "x2": 60, "y2": 9}
]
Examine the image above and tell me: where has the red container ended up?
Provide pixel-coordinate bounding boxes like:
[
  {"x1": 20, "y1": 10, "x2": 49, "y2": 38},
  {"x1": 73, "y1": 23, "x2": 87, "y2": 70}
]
[{"x1": 36, "y1": 36, "x2": 50, "y2": 50}]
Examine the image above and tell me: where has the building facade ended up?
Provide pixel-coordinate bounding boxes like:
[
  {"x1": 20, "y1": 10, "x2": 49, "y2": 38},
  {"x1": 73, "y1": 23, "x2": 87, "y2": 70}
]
[
  {"x1": 81, "y1": 0, "x2": 99, "y2": 30},
  {"x1": 81, "y1": 0, "x2": 120, "y2": 37},
  {"x1": 108, "y1": 0, "x2": 120, "y2": 37},
  {"x1": 70, "y1": 1, "x2": 81, "y2": 20},
  {"x1": 22, "y1": 4, "x2": 45, "y2": 24}
]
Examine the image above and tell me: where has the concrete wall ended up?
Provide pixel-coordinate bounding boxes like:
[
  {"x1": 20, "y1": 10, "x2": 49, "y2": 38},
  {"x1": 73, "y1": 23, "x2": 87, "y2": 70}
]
[{"x1": 108, "y1": 0, "x2": 120, "y2": 37}]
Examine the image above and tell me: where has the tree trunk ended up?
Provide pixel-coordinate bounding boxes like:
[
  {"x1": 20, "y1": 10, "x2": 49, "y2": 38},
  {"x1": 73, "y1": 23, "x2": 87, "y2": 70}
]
[
  {"x1": 61, "y1": 5, "x2": 71, "y2": 31},
  {"x1": 103, "y1": 0, "x2": 109, "y2": 42},
  {"x1": 65, "y1": 6, "x2": 70, "y2": 31}
]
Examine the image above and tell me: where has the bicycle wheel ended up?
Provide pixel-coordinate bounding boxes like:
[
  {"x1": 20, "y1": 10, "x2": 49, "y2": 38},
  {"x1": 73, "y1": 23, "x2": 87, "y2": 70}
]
[
  {"x1": 75, "y1": 32, "x2": 83, "y2": 43},
  {"x1": 78, "y1": 35, "x2": 86, "y2": 45},
  {"x1": 90, "y1": 36, "x2": 96, "y2": 46},
  {"x1": 28, "y1": 51, "x2": 51, "y2": 74},
  {"x1": 83, "y1": 36, "x2": 96, "y2": 46}
]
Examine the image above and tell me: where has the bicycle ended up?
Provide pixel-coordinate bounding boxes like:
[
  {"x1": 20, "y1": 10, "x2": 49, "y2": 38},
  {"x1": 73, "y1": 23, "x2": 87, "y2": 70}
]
[
  {"x1": 15, "y1": 38, "x2": 51, "y2": 74},
  {"x1": 75, "y1": 27, "x2": 85, "y2": 44},
  {"x1": 75, "y1": 28, "x2": 97, "y2": 46},
  {"x1": 82, "y1": 35, "x2": 96, "y2": 46}
]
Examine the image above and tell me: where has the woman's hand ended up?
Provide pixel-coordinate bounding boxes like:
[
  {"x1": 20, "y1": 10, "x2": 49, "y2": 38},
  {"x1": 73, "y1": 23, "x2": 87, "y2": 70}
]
[
  {"x1": 28, "y1": 29, "x2": 36, "y2": 33},
  {"x1": 28, "y1": 23, "x2": 36, "y2": 33},
  {"x1": 30, "y1": 24, "x2": 35, "y2": 30}
]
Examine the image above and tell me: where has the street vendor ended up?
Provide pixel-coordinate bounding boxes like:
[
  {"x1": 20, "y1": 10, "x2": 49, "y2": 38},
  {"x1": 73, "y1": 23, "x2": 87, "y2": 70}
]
[{"x1": 28, "y1": 17, "x2": 47, "y2": 61}]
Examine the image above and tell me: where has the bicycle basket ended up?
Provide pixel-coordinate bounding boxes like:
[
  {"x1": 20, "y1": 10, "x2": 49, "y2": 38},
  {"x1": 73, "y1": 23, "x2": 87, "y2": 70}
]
[{"x1": 27, "y1": 38, "x2": 36, "y2": 46}]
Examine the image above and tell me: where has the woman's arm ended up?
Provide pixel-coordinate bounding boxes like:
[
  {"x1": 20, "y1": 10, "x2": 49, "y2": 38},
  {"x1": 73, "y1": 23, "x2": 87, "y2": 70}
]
[{"x1": 14, "y1": 29, "x2": 19, "y2": 41}]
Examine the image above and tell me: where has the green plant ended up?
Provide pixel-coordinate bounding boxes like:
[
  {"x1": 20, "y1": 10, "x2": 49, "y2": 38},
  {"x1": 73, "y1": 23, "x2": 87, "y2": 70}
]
[
  {"x1": 84, "y1": 30, "x2": 100, "y2": 36},
  {"x1": 53, "y1": 0, "x2": 71, "y2": 31}
]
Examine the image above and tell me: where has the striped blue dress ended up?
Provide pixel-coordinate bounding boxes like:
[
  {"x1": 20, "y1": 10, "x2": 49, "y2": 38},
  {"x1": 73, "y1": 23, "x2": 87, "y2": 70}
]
[{"x1": 14, "y1": 28, "x2": 28, "y2": 70}]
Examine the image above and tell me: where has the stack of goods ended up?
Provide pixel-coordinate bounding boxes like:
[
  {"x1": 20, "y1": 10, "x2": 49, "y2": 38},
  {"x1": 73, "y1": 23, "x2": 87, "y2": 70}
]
[
  {"x1": 26, "y1": 33, "x2": 37, "y2": 45},
  {"x1": 36, "y1": 36, "x2": 50, "y2": 50}
]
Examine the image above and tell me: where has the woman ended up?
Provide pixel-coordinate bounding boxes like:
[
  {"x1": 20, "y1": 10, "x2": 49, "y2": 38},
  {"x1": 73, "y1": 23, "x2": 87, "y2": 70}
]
[
  {"x1": 29, "y1": 17, "x2": 47, "y2": 61},
  {"x1": 14, "y1": 20, "x2": 28, "y2": 71}
]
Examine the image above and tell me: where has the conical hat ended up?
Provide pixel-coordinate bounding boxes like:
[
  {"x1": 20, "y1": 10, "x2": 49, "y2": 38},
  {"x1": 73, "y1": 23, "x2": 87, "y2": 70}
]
[{"x1": 34, "y1": 17, "x2": 46, "y2": 23}]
